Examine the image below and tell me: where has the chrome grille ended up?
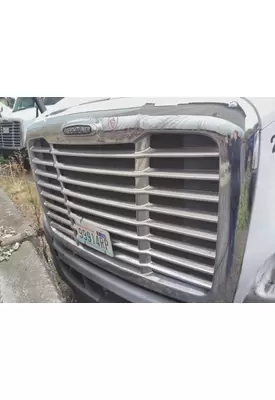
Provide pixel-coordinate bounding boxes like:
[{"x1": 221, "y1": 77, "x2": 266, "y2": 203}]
[
  {"x1": 30, "y1": 133, "x2": 220, "y2": 296},
  {"x1": 0, "y1": 120, "x2": 22, "y2": 149}
]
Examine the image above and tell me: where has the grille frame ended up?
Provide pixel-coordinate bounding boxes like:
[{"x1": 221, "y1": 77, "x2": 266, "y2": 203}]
[
  {"x1": 0, "y1": 119, "x2": 23, "y2": 150},
  {"x1": 28, "y1": 113, "x2": 235, "y2": 303}
]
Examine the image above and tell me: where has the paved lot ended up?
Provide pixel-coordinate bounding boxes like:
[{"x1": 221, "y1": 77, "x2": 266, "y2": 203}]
[{"x1": 0, "y1": 188, "x2": 62, "y2": 303}]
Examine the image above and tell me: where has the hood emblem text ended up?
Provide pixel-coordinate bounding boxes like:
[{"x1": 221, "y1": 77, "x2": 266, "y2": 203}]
[{"x1": 63, "y1": 125, "x2": 94, "y2": 136}]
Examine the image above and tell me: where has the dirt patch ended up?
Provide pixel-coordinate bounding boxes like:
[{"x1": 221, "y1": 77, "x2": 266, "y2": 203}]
[
  {"x1": 1, "y1": 174, "x2": 42, "y2": 224},
  {"x1": 0, "y1": 154, "x2": 41, "y2": 224}
]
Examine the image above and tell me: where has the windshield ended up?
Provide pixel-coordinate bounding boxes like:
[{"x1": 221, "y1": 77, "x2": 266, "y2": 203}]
[
  {"x1": 0, "y1": 97, "x2": 15, "y2": 108},
  {"x1": 42, "y1": 97, "x2": 64, "y2": 106},
  {"x1": 13, "y1": 97, "x2": 35, "y2": 112},
  {"x1": 12, "y1": 97, "x2": 64, "y2": 112}
]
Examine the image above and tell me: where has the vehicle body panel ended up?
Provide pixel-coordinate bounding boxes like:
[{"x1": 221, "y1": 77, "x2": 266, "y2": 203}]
[{"x1": 235, "y1": 120, "x2": 275, "y2": 301}]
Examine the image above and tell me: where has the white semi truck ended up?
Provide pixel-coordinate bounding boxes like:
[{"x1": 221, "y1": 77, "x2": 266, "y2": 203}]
[
  {"x1": 0, "y1": 97, "x2": 63, "y2": 156},
  {"x1": 26, "y1": 97, "x2": 275, "y2": 302}
]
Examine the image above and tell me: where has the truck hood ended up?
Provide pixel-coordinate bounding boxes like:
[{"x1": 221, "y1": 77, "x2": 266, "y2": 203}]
[
  {"x1": 40, "y1": 97, "x2": 112, "y2": 117},
  {"x1": 11, "y1": 104, "x2": 58, "y2": 122},
  {"x1": 36, "y1": 97, "x2": 275, "y2": 132},
  {"x1": 40, "y1": 97, "x2": 251, "y2": 118}
]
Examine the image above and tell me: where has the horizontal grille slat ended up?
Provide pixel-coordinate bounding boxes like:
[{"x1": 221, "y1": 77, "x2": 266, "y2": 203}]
[
  {"x1": 35, "y1": 169, "x2": 58, "y2": 180},
  {"x1": 148, "y1": 205, "x2": 218, "y2": 222},
  {"x1": 64, "y1": 188, "x2": 218, "y2": 223},
  {"x1": 148, "y1": 170, "x2": 219, "y2": 180},
  {"x1": 68, "y1": 200, "x2": 137, "y2": 226},
  {"x1": 40, "y1": 190, "x2": 66, "y2": 204},
  {"x1": 44, "y1": 201, "x2": 69, "y2": 216},
  {"x1": 65, "y1": 189, "x2": 135, "y2": 211},
  {"x1": 59, "y1": 175, "x2": 219, "y2": 202},
  {"x1": 148, "y1": 235, "x2": 216, "y2": 259},
  {"x1": 50, "y1": 147, "x2": 219, "y2": 159},
  {"x1": 55, "y1": 162, "x2": 219, "y2": 181},
  {"x1": 47, "y1": 211, "x2": 72, "y2": 226},
  {"x1": 30, "y1": 146, "x2": 51, "y2": 154},
  {"x1": 32, "y1": 157, "x2": 54, "y2": 167},
  {"x1": 147, "y1": 220, "x2": 217, "y2": 241},
  {"x1": 150, "y1": 262, "x2": 212, "y2": 289},
  {"x1": 38, "y1": 180, "x2": 62, "y2": 192},
  {"x1": 51, "y1": 222, "x2": 75, "y2": 238},
  {"x1": 145, "y1": 188, "x2": 218, "y2": 202},
  {"x1": 114, "y1": 251, "x2": 212, "y2": 289},
  {"x1": 66, "y1": 199, "x2": 216, "y2": 242},
  {"x1": 113, "y1": 240, "x2": 214, "y2": 275},
  {"x1": 114, "y1": 252, "x2": 141, "y2": 266},
  {"x1": 70, "y1": 211, "x2": 138, "y2": 241}
]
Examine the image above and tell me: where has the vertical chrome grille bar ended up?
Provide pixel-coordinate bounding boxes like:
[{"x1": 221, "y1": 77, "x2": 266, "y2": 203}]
[
  {"x1": 50, "y1": 144, "x2": 76, "y2": 238},
  {"x1": 135, "y1": 136, "x2": 152, "y2": 273}
]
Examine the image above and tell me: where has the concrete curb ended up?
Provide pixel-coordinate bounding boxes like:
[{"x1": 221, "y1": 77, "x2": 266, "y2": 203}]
[{"x1": 0, "y1": 188, "x2": 62, "y2": 303}]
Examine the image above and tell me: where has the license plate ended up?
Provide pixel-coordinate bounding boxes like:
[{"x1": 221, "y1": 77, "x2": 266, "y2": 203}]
[
  {"x1": 75, "y1": 220, "x2": 114, "y2": 257},
  {"x1": 3, "y1": 127, "x2": 9, "y2": 134}
]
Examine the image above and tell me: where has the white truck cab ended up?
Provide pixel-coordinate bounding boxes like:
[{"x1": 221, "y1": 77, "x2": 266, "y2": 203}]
[{"x1": 0, "y1": 97, "x2": 63, "y2": 154}]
